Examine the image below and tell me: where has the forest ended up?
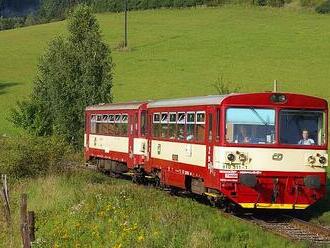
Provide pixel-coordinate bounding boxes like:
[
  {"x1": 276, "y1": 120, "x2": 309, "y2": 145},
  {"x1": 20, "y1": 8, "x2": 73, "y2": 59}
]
[{"x1": 1, "y1": 0, "x2": 329, "y2": 31}]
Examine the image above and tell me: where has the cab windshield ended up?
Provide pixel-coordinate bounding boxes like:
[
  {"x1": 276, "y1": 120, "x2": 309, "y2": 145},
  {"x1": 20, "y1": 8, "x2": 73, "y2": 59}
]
[
  {"x1": 279, "y1": 110, "x2": 326, "y2": 146},
  {"x1": 226, "y1": 108, "x2": 276, "y2": 144}
]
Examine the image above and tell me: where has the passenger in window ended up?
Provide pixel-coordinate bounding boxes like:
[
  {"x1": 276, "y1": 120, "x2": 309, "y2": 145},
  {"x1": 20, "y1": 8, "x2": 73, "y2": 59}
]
[
  {"x1": 298, "y1": 129, "x2": 315, "y2": 145},
  {"x1": 235, "y1": 126, "x2": 251, "y2": 144},
  {"x1": 242, "y1": 136, "x2": 251, "y2": 144},
  {"x1": 178, "y1": 127, "x2": 185, "y2": 140},
  {"x1": 186, "y1": 134, "x2": 194, "y2": 141}
]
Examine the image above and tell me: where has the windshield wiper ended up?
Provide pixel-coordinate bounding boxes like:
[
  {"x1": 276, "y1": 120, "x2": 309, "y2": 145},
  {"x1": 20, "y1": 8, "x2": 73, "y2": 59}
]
[{"x1": 250, "y1": 108, "x2": 269, "y2": 126}]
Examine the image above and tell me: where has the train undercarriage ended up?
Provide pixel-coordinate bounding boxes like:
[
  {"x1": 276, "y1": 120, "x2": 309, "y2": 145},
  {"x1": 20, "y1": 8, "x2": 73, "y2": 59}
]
[{"x1": 86, "y1": 156, "x2": 326, "y2": 213}]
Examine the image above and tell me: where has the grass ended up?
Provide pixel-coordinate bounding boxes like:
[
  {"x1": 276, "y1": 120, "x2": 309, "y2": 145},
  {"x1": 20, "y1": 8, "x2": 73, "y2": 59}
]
[
  {"x1": 0, "y1": 5, "x2": 330, "y2": 245},
  {"x1": 307, "y1": 174, "x2": 330, "y2": 226},
  {"x1": 0, "y1": 6, "x2": 330, "y2": 135},
  {"x1": 0, "y1": 170, "x2": 306, "y2": 248}
]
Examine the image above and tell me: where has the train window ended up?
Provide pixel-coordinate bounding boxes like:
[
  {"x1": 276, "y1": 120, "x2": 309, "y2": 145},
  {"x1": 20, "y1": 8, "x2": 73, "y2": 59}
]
[
  {"x1": 169, "y1": 112, "x2": 177, "y2": 139},
  {"x1": 90, "y1": 115, "x2": 97, "y2": 134},
  {"x1": 96, "y1": 115, "x2": 102, "y2": 122},
  {"x1": 121, "y1": 114, "x2": 128, "y2": 136},
  {"x1": 90, "y1": 113, "x2": 129, "y2": 136},
  {"x1": 177, "y1": 112, "x2": 186, "y2": 140},
  {"x1": 107, "y1": 115, "x2": 115, "y2": 135},
  {"x1": 186, "y1": 112, "x2": 195, "y2": 141},
  {"x1": 108, "y1": 114, "x2": 114, "y2": 123},
  {"x1": 134, "y1": 113, "x2": 138, "y2": 135},
  {"x1": 122, "y1": 114, "x2": 128, "y2": 123},
  {"x1": 115, "y1": 114, "x2": 121, "y2": 122},
  {"x1": 226, "y1": 108, "x2": 275, "y2": 144},
  {"x1": 280, "y1": 110, "x2": 326, "y2": 146},
  {"x1": 207, "y1": 113, "x2": 212, "y2": 142},
  {"x1": 196, "y1": 112, "x2": 206, "y2": 142},
  {"x1": 153, "y1": 113, "x2": 160, "y2": 122},
  {"x1": 196, "y1": 112, "x2": 205, "y2": 123},
  {"x1": 216, "y1": 109, "x2": 220, "y2": 141},
  {"x1": 141, "y1": 111, "x2": 147, "y2": 136},
  {"x1": 153, "y1": 113, "x2": 161, "y2": 137},
  {"x1": 112, "y1": 114, "x2": 120, "y2": 136},
  {"x1": 96, "y1": 115, "x2": 102, "y2": 134},
  {"x1": 161, "y1": 113, "x2": 169, "y2": 138}
]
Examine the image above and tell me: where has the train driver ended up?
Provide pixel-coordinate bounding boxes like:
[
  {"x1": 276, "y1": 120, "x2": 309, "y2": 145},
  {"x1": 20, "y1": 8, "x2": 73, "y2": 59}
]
[
  {"x1": 298, "y1": 129, "x2": 315, "y2": 145},
  {"x1": 236, "y1": 126, "x2": 251, "y2": 144}
]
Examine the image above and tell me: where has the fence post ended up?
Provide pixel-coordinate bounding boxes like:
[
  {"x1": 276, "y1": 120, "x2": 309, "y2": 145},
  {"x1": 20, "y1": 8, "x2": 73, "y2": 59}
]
[
  {"x1": 20, "y1": 194, "x2": 31, "y2": 248},
  {"x1": 28, "y1": 211, "x2": 35, "y2": 242},
  {"x1": 1, "y1": 174, "x2": 11, "y2": 225}
]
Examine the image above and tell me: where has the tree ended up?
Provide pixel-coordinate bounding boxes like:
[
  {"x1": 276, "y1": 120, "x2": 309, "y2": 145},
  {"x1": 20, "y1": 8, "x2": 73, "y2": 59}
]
[
  {"x1": 212, "y1": 75, "x2": 240, "y2": 95},
  {"x1": 11, "y1": 5, "x2": 113, "y2": 147}
]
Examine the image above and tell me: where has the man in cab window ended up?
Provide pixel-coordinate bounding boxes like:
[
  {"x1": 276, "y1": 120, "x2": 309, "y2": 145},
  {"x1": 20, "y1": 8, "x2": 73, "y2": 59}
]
[{"x1": 298, "y1": 129, "x2": 315, "y2": 145}]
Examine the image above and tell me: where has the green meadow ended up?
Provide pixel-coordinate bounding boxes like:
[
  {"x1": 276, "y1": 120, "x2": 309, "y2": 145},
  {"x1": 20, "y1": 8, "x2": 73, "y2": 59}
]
[
  {"x1": 0, "y1": 170, "x2": 304, "y2": 247},
  {"x1": 0, "y1": 6, "x2": 330, "y2": 136}
]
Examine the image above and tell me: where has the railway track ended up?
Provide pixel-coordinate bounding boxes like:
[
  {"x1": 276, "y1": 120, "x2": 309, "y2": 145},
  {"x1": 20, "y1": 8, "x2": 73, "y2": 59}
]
[{"x1": 227, "y1": 213, "x2": 330, "y2": 247}]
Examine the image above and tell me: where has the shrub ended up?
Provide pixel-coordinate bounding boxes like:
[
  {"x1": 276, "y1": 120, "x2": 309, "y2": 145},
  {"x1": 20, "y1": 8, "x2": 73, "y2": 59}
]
[
  {"x1": 300, "y1": 0, "x2": 323, "y2": 7},
  {"x1": 254, "y1": 0, "x2": 284, "y2": 6},
  {"x1": 0, "y1": 135, "x2": 76, "y2": 179},
  {"x1": 205, "y1": 0, "x2": 227, "y2": 6},
  {"x1": 267, "y1": 0, "x2": 285, "y2": 7},
  {"x1": 315, "y1": 0, "x2": 330, "y2": 13},
  {"x1": 0, "y1": 16, "x2": 25, "y2": 31}
]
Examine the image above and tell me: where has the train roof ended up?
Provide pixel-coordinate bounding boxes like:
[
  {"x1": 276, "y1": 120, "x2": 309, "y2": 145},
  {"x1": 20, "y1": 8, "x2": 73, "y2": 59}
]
[
  {"x1": 147, "y1": 95, "x2": 230, "y2": 108},
  {"x1": 86, "y1": 101, "x2": 147, "y2": 111},
  {"x1": 85, "y1": 93, "x2": 328, "y2": 111}
]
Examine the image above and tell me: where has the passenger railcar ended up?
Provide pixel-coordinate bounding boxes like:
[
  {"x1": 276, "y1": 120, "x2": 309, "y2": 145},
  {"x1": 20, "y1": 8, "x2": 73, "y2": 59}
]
[
  {"x1": 84, "y1": 93, "x2": 328, "y2": 210},
  {"x1": 84, "y1": 101, "x2": 148, "y2": 173}
]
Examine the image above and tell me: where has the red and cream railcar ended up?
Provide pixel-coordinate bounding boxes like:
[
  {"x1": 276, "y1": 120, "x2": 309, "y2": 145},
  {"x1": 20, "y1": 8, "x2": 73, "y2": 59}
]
[
  {"x1": 84, "y1": 102, "x2": 148, "y2": 172},
  {"x1": 85, "y1": 93, "x2": 328, "y2": 210}
]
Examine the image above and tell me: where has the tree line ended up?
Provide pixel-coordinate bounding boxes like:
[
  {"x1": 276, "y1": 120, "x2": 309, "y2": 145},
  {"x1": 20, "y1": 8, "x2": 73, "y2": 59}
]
[{"x1": 1, "y1": 0, "x2": 329, "y2": 30}]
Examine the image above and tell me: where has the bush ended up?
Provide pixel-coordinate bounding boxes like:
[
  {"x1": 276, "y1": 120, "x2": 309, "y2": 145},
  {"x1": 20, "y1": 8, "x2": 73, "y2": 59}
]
[
  {"x1": 24, "y1": 13, "x2": 39, "y2": 26},
  {"x1": 205, "y1": 0, "x2": 227, "y2": 6},
  {"x1": 0, "y1": 135, "x2": 76, "y2": 179},
  {"x1": 267, "y1": 0, "x2": 285, "y2": 7},
  {"x1": 300, "y1": 0, "x2": 323, "y2": 7},
  {"x1": 315, "y1": 0, "x2": 330, "y2": 13},
  {"x1": 0, "y1": 16, "x2": 25, "y2": 31},
  {"x1": 255, "y1": 0, "x2": 284, "y2": 6}
]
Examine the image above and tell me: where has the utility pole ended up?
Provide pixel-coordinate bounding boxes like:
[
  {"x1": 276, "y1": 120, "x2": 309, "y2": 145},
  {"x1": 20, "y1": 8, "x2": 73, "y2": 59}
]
[
  {"x1": 124, "y1": 0, "x2": 128, "y2": 47},
  {"x1": 273, "y1": 80, "x2": 278, "y2": 92}
]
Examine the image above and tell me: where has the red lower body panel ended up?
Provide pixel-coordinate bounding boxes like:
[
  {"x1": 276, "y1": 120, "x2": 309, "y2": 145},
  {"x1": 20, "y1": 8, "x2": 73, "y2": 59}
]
[
  {"x1": 147, "y1": 158, "x2": 326, "y2": 209},
  {"x1": 86, "y1": 149, "x2": 326, "y2": 210},
  {"x1": 85, "y1": 147, "x2": 145, "y2": 168}
]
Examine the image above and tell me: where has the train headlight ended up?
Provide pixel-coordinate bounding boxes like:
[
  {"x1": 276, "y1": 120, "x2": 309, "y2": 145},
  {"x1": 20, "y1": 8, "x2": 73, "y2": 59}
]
[
  {"x1": 270, "y1": 93, "x2": 287, "y2": 103},
  {"x1": 319, "y1": 156, "x2": 327, "y2": 165},
  {"x1": 238, "y1": 153, "x2": 247, "y2": 162},
  {"x1": 307, "y1": 156, "x2": 316, "y2": 165},
  {"x1": 227, "y1": 153, "x2": 236, "y2": 162}
]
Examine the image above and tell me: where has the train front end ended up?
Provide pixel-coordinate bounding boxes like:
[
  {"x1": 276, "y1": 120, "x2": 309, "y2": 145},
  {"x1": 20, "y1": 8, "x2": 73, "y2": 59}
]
[{"x1": 216, "y1": 93, "x2": 328, "y2": 210}]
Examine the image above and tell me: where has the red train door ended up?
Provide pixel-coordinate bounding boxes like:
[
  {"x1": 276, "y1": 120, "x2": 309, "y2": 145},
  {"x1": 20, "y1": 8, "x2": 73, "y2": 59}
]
[
  {"x1": 127, "y1": 112, "x2": 135, "y2": 168},
  {"x1": 206, "y1": 107, "x2": 215, "y2": 169},
  {"x1": 146, "y1": 113, "x2": 153, "y2": 170}
]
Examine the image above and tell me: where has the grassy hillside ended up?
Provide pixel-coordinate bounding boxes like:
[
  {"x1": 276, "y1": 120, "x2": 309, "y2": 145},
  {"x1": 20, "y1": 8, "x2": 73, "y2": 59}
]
[
  {"x1": 0, "y1": 6, "x2": 330, "y2": 135},
  {"x1": 0, "y1": 170, "x2": 304, "y2": 247}
]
